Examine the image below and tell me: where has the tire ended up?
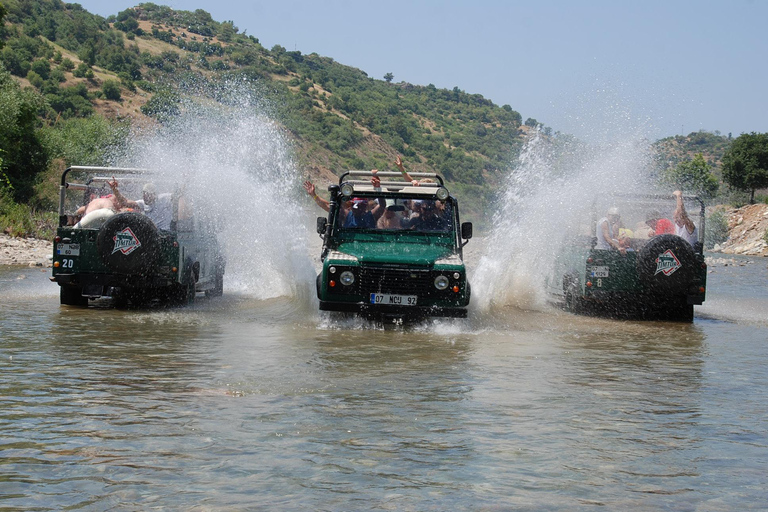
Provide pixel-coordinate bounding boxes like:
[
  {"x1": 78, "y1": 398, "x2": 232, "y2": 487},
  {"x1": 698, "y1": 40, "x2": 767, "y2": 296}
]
[
  {"x1": 97, "y1": 213, "x2": 160, "y2": 274},
  {"x1": 637, "y1": 234, "x2": 696, "y2": 295},
  {"x1": 205, "y1": 266, "x2": 224, "y2": 298},
  {"x1": 562, "y1": 272, "x2": 582, "y2": 313},
  {"x1": 60, "y1": 285, "x2": 88, "y2": 306},
  {"x1": 656, "y1": 297, "x2": 694, "y2": 322},
  {"x1": 171, "y1": 267, "x2": 196, "y2": 306}
]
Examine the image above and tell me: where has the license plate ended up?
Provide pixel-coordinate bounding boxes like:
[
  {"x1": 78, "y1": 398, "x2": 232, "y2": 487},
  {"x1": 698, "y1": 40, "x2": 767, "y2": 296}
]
[
  {"x1": 369, "y1": 293, "x2": 418, "y2": 306},
  {"x1": 56, "y1": 243, "x2": 80, "y2": 256},
  {"x1": 589, "y1": 265, "x2": 609, "y2": 278}
]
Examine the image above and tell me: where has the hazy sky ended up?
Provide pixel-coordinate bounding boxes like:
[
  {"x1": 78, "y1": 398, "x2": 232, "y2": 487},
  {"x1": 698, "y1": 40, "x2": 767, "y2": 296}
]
[{"x1": 74, "y1": 0, "x2": 767, "y2": 142}]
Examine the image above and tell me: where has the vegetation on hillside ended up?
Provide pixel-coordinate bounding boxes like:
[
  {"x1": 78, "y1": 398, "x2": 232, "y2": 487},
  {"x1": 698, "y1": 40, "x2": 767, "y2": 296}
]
[
  {"x1": 0, "y1": 0, "x2": 766, "y2": 239},
  {"x1": 0, "y1": 0, "x2": 539, "y2": 234}
]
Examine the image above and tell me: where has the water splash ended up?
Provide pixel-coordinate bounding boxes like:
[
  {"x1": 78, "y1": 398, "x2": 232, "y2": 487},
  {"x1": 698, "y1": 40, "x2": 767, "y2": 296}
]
[
  {"x1": 111, "y1": 84, "x2": 317, "y2": 302},
  {"x1": 472, "y1": 129, "x2": 654, "y2": 313}
]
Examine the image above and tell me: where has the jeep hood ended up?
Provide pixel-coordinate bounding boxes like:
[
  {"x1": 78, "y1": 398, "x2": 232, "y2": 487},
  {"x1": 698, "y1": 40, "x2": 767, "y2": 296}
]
[{"x1": 334, "y1": 241, "x2": 454, "y2": 266}]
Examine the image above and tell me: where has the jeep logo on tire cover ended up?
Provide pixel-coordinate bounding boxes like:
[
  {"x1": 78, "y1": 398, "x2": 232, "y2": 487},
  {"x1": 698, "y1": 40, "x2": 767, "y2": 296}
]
[
  {"x1": 654, "y1": 249, "x2": 682, "y2": 276},
  {"x1": 112, "y1": 227, "x2": 142, "y2": 255}
]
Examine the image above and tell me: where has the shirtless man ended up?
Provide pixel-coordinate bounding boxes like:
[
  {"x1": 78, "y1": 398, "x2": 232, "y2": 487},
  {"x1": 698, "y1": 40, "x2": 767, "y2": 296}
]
[{"x1": 673, "y1": 190, "x2": 699, "y2": 246}]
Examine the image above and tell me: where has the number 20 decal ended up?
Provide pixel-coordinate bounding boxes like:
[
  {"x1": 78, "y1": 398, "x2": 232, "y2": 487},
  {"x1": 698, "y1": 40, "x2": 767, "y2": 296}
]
[{"x1": 61, "y1": 259, "x2": 74, "y2": 268}]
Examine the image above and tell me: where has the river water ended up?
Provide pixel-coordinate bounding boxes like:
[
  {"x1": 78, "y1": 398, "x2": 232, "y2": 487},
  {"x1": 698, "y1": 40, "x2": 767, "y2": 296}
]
[{"x1": 1, "y1": 253, "x2": 766, "y2": 511}]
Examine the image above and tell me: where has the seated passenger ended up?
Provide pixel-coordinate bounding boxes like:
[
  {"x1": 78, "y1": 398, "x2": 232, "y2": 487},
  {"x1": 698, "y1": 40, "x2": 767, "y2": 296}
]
[
  {"x1": 402, "y1": 200, "x2": 448, "y2": 231},
  {"x1": 645, "y1": 210, "x2": 675, "y2": 236},
  {"x1": 111, "y1": 180, "x2": 173, "y2": 231},
  {"x1": 377, "y1": 200, "x2": 406, "y2": 229},
  {"x1": 595, "y1": 207, "x2": 626, "y2": 254},
  {"x1": 343, "y1": 198, "x2": 384, "y2": 228}
]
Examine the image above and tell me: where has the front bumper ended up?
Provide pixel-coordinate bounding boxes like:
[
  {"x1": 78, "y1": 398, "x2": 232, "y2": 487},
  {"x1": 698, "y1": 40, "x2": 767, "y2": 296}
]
[{"x1": 319, "y1": 300, "x2": 467, "y2": 319}]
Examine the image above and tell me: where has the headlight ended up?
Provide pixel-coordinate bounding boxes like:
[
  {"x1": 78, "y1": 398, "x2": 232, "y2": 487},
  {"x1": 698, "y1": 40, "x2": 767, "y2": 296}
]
[
  {"x1": 340, "y1": 183, "x2": 354, "y2": 197},
  {"x1": 436, "y1": 187, "x2": 449, "y2": 201},
  {"x1": 339, "y1": 270, "x2": 355, "y2": 286},
  {"x1": 434, "y1": 275, "x2": 450, "y2": 290},
  {"x1": 329, "y1": 266, "x2": 337, "y2": 274}
]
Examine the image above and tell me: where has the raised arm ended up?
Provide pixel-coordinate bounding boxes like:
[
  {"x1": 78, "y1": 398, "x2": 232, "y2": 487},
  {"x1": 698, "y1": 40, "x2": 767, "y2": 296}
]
[
  {"x1": 304, "y1": 180, "x2": 329, "y2": 212},
  {"x1": 107, "y1": 177, "x2": 139, "y2": 209},
  {"x1": 395, "y1": 156, "x2": 419, "y2": 186},
  {"x1": 673, "y1": 190, "x2": 696, "y2": 233}
]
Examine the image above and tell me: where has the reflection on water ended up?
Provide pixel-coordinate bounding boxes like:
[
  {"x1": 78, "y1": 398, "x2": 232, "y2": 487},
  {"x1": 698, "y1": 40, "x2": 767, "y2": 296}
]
[{"x1": 1, "y1": 265, "x2": 767, "y2": 510}]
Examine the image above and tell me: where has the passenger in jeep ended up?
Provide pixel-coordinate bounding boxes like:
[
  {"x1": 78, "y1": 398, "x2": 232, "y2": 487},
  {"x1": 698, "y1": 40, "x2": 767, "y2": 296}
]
[
  {"x1": 110, "y1": 180, "x2": 173, "y2": 231},
  {"x1": 644, "y1": 210, "x2": 675, "y2": 237},
  {"x1": 596, "y1": 207, "x2": 626, "y2": 255},
  {"x1": 673, "y1": 190, "x2": 699, "y2": 246},
  {"x1": 402, "y1": 200, "x2": 449, "y2": 232},
  {"x1": 343, "y1": 198, "x2": 385, "y2": 228}
]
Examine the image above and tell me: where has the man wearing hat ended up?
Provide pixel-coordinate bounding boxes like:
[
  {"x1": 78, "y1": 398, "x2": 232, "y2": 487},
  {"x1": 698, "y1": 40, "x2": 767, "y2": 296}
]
[{"x1": 596, "y1": 207, "x2": 626, "y2": 254}]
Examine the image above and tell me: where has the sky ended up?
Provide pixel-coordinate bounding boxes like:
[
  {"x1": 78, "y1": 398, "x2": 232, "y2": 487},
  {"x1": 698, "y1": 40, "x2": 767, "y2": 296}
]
[{"x1": 73, "y1": 0, "x2": 768, "y2": 142}]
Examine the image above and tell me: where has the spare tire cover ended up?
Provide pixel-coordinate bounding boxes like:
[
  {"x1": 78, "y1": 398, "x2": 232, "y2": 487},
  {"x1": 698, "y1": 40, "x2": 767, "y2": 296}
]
[
  {"x1": 637, "y1": 234, "x2": 696, "y2": 294},
  {"x1": 97, "y1": 213, "x2": 160, "y2": 274}
]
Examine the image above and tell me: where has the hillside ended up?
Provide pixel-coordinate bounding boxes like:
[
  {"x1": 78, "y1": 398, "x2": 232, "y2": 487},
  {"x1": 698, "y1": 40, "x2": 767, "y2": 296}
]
[{"x1": 0, "y1": 0, "x2": 536, "y2": 222}]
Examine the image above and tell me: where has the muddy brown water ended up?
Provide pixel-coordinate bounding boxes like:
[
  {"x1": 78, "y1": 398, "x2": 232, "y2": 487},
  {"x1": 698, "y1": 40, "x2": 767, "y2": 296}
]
[{"x1": 1, "y1": 256, "x2": 767, "y2": 510}]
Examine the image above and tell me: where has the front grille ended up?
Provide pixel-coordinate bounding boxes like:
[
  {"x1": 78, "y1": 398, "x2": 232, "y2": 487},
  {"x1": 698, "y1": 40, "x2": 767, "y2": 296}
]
[{"x1": 360, "y1": 266, "x2": 432, "y2": 294}]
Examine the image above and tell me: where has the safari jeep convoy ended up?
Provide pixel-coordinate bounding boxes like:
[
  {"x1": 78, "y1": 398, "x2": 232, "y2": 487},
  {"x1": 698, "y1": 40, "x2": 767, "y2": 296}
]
[
  {"x1": 315, "y1": 170, "x2": 473, "y2": 321},
  {"x1": 554, "y1": 193, "x2": 707, "y2": 322},
  {"x1": 51, "y1": 166, "x2": 225, "y2": 307}
]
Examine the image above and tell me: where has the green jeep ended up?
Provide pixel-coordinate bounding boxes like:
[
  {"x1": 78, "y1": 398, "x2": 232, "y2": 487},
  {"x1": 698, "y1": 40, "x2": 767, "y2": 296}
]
[
  {"x1": 315, "y1": 170, "x2": 473, "y2": 321},
  {"x1": 555, "y1": 193, "x2": 707, "y2": 322},
  {"x1": 51, "y1": 166, "x2": 225, "y2": 307}
]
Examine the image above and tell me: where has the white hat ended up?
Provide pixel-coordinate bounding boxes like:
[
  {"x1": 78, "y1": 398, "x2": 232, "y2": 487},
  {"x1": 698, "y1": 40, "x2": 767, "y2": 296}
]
[
  {"x1": 607, "y1": 207, "x2": 620, "y2": 216},
  {"x1": 143, "y1": 183, "x2": 157, "y2": 195}
]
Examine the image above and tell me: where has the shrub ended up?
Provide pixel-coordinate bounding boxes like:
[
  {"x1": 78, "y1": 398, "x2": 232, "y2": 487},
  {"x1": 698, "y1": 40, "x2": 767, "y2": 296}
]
[
  {"x1": 26, "y1": 69, "x2": 44, "y2": 88},
  {"x1": 102, "y1": 79, "x2": 121, "y2": 100},
  {"x1": 704, "y1": 209, "x2": 729, "y2": 249}
]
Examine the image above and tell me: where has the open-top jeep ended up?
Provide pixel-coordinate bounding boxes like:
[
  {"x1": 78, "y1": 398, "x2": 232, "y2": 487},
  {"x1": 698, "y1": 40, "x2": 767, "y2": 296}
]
[
  {"x1": 554, "y1": 193, "x2": 707, "y2": 322},
  {"x1": 316, "y1": 170, "x2": 473, "y2": 321},
  {"x1": 51, "y1": 166, "x2": 225, "y2": 307}
]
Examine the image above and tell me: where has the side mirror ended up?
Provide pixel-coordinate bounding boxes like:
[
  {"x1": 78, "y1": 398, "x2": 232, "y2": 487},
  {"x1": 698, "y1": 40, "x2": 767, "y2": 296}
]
[
  {"x1": 316, "y1": 217, "x2": 327, "y2": 234},
  {"x1": 461, "y1": 222, "x2": 473, "y2": 240}
]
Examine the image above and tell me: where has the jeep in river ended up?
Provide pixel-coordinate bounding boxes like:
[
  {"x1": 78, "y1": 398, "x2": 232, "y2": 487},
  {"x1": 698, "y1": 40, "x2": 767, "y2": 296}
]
[
  {"x1": 553, "y1": 193, "x2": 707, "y2": 322},
  {"x1": 51, "y1": 166, "x2": 225, "y2": 307},
  {"x1": 315, "y1": 170, "x2": 473, "y2": 321}
]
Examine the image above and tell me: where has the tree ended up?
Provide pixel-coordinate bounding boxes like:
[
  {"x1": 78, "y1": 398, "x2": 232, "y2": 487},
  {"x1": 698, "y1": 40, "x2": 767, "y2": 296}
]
[
  {"x1": 383, "y1": 72, "x2": 394, "y2": 83},
  {"x1": 0, "y1": 64, "x2": 49, "y2": 202},
  {"x1": 721, "y1": 132, "x2": 768, "y2": 203},
  {"x1": 663, "y1": 153, "x2": 719, "y2": 200},
  {"x1": 102, "y1": 79, "x2": 121, "y2": 100}
]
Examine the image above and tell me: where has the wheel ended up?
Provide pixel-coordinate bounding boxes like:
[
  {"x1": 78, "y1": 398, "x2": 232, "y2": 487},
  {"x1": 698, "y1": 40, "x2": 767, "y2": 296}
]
[
  {"x1": 658, "y1": 297, "x2": 694, "y2": 322},
  {"x1": 97, "y1": 213, "x2": 160, "y2": 274},
  {"x1": 171, "y1": 283, "x2": 195, "y2": 306},
  {"x1": 171, "y1": 267, "x2": 196, "y2": 306},
  {"x1": 637, "y1": 234, "x2": 696, "y2": 295},
  {"x1": 562, "y1": 272, "x2": 582, "y2": 313},
  {"x1": 205, "y1": 264, "x2": 224, "y2": 298},
  {"x1": 60, "y1": 285, "x2": 88, "y2": 306}
]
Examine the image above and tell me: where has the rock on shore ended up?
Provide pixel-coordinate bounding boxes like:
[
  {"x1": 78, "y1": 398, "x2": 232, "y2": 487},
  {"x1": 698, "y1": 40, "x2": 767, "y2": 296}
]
[
  {"x1": 0, "y1": 234, "x2": 53, "y2": 267},
  {"x1": 714, "y1": 203, "x2": 768, "y2": 257}
]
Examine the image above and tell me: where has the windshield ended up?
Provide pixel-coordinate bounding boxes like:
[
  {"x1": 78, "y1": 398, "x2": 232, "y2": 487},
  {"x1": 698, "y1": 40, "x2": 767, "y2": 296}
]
[{"x1": 335, "y1": 197, "x2": 454, "y2": 234}]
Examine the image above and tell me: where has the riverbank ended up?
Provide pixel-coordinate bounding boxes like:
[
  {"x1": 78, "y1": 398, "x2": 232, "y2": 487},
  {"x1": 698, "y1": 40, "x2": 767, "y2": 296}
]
[
  {"x1": 713, "y1": 203, "x2": 768, "y2": 256},
  {"x1": 0, "y1": 234, "x2": 53, "y2": 267}
]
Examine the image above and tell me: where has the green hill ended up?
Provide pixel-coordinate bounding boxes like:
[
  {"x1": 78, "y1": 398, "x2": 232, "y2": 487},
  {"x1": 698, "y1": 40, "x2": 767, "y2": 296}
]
[{"x1": 0, "y1": 0, "x2": 537, "y2": 229}]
